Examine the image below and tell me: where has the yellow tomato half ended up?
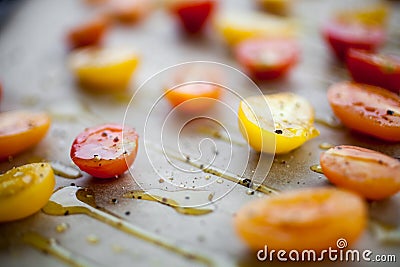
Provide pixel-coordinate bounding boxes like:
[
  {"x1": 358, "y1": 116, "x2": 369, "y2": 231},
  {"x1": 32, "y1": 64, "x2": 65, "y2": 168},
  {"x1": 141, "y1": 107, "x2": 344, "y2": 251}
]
[
  {"x1": 214, "y1": 11, "x2": 296, "y2": 46},
  {"x1": 0, "y1": 163, "x2": 55, "y2": 222},
  {"x1": 238, "y1": 93, "x2": 319, "y2": 154},
  {"x1": 0, "y1": 110, "x2": 51, "y2": 161},
  {"x1": 69, "y1": 47, "x2": 140, "y2": 92}
]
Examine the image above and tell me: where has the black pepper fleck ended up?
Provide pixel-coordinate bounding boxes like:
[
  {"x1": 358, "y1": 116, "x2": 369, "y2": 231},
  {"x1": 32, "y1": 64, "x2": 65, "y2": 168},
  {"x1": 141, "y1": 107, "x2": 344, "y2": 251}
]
[
  {"x1": 113, "y1": 136, "x2": 119, "y2": 142},
  {"x1": 70, "y1": 183, "x2": 76, "y2": 186},
  {"x1": 111, "y1": 198, "x2": 118, "y2": 203},
  {"x1": 64, "y1": 210, "x2": 69, "y2": 216},
  {"x1": 387, "y1": 110, "x2": 394, "y2": 115},
  {"x1": 125, "y1": 211, "x2": 130, "y2": 216},
  {"x1": 274, "y1": 129, "x2": 283, "y2": 134}
]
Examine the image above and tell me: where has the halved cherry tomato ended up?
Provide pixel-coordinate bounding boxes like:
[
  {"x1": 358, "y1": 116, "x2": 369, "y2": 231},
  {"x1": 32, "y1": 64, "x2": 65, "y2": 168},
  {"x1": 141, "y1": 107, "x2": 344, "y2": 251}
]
[
  {"x1": 321, "y1": 145, "x2": 400, "y2": 200},
  {"x1": 238, "y1": 93, "x2": 319, "y2": 154},
  {"x1": 66, "y1": 16, "x2": 109, "y2": 50},
  {"x1": 0, "y1": 163, "x2": 55, "y2": 222},
  {"x1": 108, "y1": 0, "x2": 152, "y2": 24},
  {"x1": 257, "y1": 0, "x2": 291, "y2": 16},
  {"x1": 0, "y1": 110, "x2": 51, "y2": 161},
  {"x1": 69, "y1": 47, "x2": 139, "y2": 92},
  {"x1": 214, "y1": 11, "x2": 296, "y2": 46},
  {"x1": 234, "y1": 187, "x2": 367, "y2": 251},
  {"x1": 346, "y1": 49, "x2": 400, "y2": 93},
  {"x1": 164, "y1": 66, "x2": 222, "y2": 113},
  {"x1": 70, "y1": 124, "x2": 138, "y2": 178},
  {"x1": 167, "y1": 0, "x2": 216, "y2": 34},
  {"x1": 322, "y1": 19, "x2": 385, "y2": 61},
  {"x1": 235, "y1": 38, "x2": 299, "y2": 80},
  {"x1": 327, "y1": 82, "x2": 400, "y2": 142}
]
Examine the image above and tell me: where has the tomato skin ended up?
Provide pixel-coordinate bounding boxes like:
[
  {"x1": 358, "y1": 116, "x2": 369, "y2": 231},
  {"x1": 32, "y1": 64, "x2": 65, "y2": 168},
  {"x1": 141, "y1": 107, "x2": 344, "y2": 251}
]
[
  {"x1": 327, "y1": 82, "x2": 400, "y2": 142},
  {"x1": 168, "y1": 0, "x2": 216, "y2": 34},
  {"x1": 0, "y1": 163, "x2": 55, "y2": 222},
  {"x1": 322, "y1": 20, "x2": 385, "y2": 61},
  {"x1": 346, "y1": 49, "x2": 400, "y2": 93},
  {"x1": 234, "y1": 187, "x2": 367, "y2": 251},
  {"x1": 0, "y1": 111, "x2": 51, "y2": 161},
  {"x1": 165, "y1": 84, "x2": 221, "y2": 113},
  {"x1": 235, "y1": 38, "x2": 299, "y2": 80},
  {"x1": 70, "y1": 124, "x2": 138, "y2": 178},
  {"x1": 321, "y1": 145, "x2": 400, "y2": 200},
  {"x1": 66, "y1": 16, "x2": 109, "y2": 50}
]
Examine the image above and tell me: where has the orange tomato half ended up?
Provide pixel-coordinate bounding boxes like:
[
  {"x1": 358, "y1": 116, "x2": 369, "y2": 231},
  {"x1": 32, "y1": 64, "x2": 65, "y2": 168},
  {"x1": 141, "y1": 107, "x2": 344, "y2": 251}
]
[
  {"x1": 320, "y1": 145, "x2": 400, "y2": 200},
  {"x1": 0, "y1": 110, "x2": 51, "y2": 161},
  {"x1": 327, "y1": 82, "x2": 400, "y2": 142}
]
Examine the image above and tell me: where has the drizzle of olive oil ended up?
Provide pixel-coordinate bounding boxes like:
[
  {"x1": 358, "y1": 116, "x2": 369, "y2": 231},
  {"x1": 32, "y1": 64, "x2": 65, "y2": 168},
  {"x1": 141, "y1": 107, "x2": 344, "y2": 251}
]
[
  {"x1": 50, "y1": 161, "x2": 82, "y2": 179},
  {"x1": 310, "y1": 164, "x2": 324, "y2": 174},
  {"x1": 197, "y1": 126, "x2": 246, "y2": 147},
  {"x1": 152, "y1": 144, "x2": 279, "y2": 195},
  {"x1": 21, "y1": 232, "x2": 94, "y2": 267},
  {"x1": 122, "y1": 189, "x2": 214, "y2": 216},
  {"x1": 42, "y1": 186, "x2": 213, "y2": 266},
  {"x1": 318, "y1": 142, "x2": 335, "y2": 150}
]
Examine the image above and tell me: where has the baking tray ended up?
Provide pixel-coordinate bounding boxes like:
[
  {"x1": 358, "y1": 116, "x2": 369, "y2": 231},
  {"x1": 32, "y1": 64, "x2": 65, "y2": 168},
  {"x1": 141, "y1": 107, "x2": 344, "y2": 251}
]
[{"x1": 0, "y1": 0, "x2": 400, "y2": 266}]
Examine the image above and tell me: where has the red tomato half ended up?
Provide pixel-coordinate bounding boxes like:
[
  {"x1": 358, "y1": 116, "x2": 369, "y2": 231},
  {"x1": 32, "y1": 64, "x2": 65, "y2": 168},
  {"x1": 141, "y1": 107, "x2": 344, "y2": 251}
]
[
  {"x1": 235, "y1": 38, "x2": 299, "y2": 80},
  {"x1": 327, "y1": 82, "x2": 400, "y2": 142},
  {"x1": 168, "y1": 0, "x2": 216, "y2": 34},
  {"x1": 346, "y1": 49, "x2": 400, "y2": 93},
  {"x1": 70, "y1": 124, "x2": 138, "y2": 178},
  {"x1": 66, "y1": 16, "x2": 109, "y2": 50},
  {"x1": 322, "y1": 20, "x2": 385, "y2": 61}
]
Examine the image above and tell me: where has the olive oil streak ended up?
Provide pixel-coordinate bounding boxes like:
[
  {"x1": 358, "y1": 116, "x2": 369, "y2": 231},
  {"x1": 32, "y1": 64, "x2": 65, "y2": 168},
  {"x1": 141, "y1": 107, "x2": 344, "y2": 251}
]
[
  {"x1": 197, "y1": 126, "x2": 246, "y2": 147},
  {"x1": 42, "y1": 187, "x2": 213, "y2": 266},
  {"x1": 310, "y1": 164, "x2": 324, "y2": 174},
  {"x1": 151, "y1": 144, "x2": 279, "y2": 194},
  {"x1": 122, "y1": 190, "x2": 214, "y2": 216},
  {"x1": 22, "y1": 232, "x2": 94, "y2": 267}
]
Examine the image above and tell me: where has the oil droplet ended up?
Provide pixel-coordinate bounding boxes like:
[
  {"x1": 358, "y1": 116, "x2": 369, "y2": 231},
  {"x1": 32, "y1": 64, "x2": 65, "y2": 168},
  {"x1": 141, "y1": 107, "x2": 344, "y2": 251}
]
[
  {"x1": 50, "y1": 161, "x2": 82, "y2": 179},
  {"x1": 111, "y1": 244, "x2": 124, "y2": 253},
  {"x1": 216, "y1": 178, "x2": 223, "y2": 184},
  {"x1": 315, "y1": 116, "x2": 344, "y2": 129},
  {"x1": 319, "y1": 142, "x2": 335, "y2": 150},
  {"x1": 123, "y1": 189, "x2": 214, "y2": 216},
  {"x1": 159, "y1": 178, "x2": 165, "y2": 183},
  {"x1": 246, "y1": 189, "x2": 255, "y2": 195},
  {"x1": 22, "y1": 232, "x2": 95, "y2": 267},
  {"x1": 55, "y1": 223, "x2": 69, "y2": 233},
  {"x1": 310, "y1": 164, "x2": 324, "y2": 174},
  {"x1": 205, "y1": 175, "x2": 211, "y2": 180},
  {"x1": 86, "y1": 234, "x2": 100, "y2": 244}
]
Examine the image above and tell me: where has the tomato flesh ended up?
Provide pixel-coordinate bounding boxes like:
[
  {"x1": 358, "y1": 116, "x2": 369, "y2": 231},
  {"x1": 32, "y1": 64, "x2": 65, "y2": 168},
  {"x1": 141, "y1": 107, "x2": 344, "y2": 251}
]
[
  {"x1": 322, "y1": 20, "x2": 385, "y2": 61},
  {"x1": 70, "y1": 124, "x2": 138, "y2": 178},
  {"x1": 235, "y1": 38, "x2": 299, "y2": 80},
  {"x1": 0, "y1": 163, "x2": 55, "y2": 222},
  {"x1": 321, "y1": 145, "x2": 400, "y2": 200},
  {"x1": 327, "y1": 82, "x2": 400, "y2": 142},
  {"x1": 168, "y1": 0, "x2": 216, "y2": 34},
  {"x1": 346, "y1": 49, "x2": 400, "y2": 93}
]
